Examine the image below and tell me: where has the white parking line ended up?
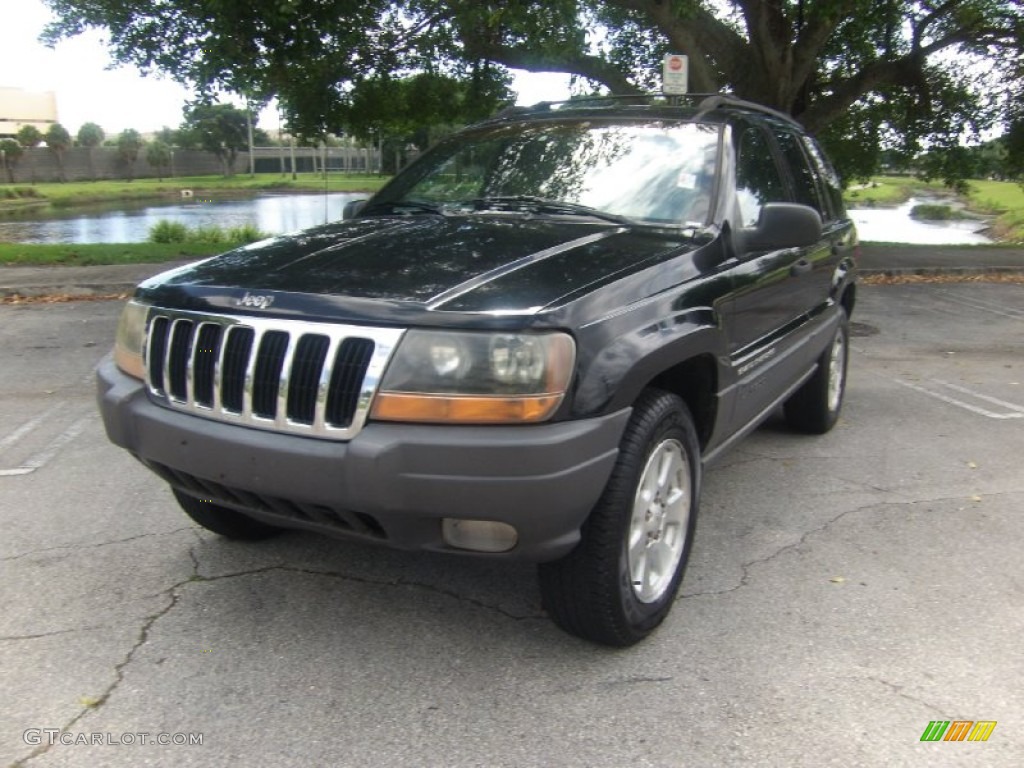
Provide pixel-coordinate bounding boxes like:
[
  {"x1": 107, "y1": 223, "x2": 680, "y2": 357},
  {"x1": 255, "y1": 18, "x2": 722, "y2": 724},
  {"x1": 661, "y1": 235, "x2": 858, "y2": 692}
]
[
  {"x1": 0, "y1": 415, "x2": 92, "y2": 476},
  {"x1": 935, "y1": 290, "x2": 1024, "y2": 321},
  {"x1": 935, "y1": 379, "x2": 1024, "y2": 413},
  {"x1": 893, "y1": 378, "x2": 1024, "y2": 420},
  {"x1": 0, "y1": 402, "x2": 67, "y2": 450}
]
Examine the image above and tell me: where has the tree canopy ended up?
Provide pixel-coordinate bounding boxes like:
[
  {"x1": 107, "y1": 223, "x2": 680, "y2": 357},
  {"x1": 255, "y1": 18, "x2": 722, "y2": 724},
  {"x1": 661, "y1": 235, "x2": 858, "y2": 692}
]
[
  {"x1": 177, "y1": 103, "x2": 251, "y2": 176},
  {"x1": 42, "y1": 0, "x2": 1024, "y2": 180}
]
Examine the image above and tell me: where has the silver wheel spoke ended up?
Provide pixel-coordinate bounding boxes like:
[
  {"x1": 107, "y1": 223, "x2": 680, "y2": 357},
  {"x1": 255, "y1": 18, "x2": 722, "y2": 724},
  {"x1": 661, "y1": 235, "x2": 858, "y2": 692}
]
[{"x1": 627, "y1": 437, "x2": 692, "y2": 603}]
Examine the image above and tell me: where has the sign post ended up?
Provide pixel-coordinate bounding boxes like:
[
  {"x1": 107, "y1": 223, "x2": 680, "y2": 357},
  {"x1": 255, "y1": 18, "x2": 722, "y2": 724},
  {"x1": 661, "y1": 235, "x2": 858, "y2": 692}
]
[{"x1": 662, "y1": 54, "x2": 689, "y2": 95}]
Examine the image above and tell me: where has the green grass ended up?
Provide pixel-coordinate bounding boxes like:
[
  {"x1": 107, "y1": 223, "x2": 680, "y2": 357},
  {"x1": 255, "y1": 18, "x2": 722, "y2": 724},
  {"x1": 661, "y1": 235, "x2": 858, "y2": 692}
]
[
  {"x1": 0, "y1": 242, "x2": 234, "y2": 266},
  {"x1": 0, "y1": 173, "x2": 389, "y2": 212},
  {"x1": 965, "y1": 180, "x2": 1024, "y2": 243}
]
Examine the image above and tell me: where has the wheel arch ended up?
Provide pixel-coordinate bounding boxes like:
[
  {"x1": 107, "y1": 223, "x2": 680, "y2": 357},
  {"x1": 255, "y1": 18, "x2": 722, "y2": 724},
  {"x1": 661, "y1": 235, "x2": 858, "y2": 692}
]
[
  {"x1": 645, "y1": 354, "x2": 718, "y2": 450},
  {"x1": 840, "y1": 282, "x2": 856, "y2": 318}
]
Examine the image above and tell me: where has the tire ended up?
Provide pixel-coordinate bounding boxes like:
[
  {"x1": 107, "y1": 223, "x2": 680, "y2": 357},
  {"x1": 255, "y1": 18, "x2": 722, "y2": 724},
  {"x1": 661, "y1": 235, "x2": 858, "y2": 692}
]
[
  {"x1": 538, "y1": 389, "x2": 701, "y2": 647},
  {"x1": 172, "y1": 488, "x2": 282, "y2": 540},
  {"x1": 784, "y1": 308, "x2": 849, "y2": 434}
]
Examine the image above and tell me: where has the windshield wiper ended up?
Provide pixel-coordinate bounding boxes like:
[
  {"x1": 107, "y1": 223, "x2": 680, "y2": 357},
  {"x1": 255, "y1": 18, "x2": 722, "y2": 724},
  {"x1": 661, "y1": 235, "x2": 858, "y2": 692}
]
[
  {"x1": 360, "y1": 199, "x2": 448, "y2": 217},
  {"x1": 470, "y1": 196, "x2": 635, "y2": 226}
]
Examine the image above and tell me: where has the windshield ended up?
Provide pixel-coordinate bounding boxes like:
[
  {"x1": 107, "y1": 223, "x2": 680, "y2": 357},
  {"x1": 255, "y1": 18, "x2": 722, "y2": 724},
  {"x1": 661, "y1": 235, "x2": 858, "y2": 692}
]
[{"x1": 374, "y1": 120, "x2": 721, "y2": 227}]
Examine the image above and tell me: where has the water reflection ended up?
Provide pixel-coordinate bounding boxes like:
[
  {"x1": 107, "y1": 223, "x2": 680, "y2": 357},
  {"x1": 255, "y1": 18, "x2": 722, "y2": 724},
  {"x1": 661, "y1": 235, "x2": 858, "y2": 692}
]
[
  {"x1": 1, "y1": 190, "x2": 996, "y2": 246},
  {"x1": 848, "y1": 197, "x2": 992, "y2": 245},
  {"x1": 0, "y1": 192, "x2": 365, "y2": 244}
]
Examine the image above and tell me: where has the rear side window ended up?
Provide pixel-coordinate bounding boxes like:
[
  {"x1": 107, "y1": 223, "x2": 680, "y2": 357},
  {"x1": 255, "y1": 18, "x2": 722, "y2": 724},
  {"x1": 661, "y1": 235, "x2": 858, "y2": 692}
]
[
  {"x1": 774, "y1": 130, "x2": 826, "y2": 217},
  {"x1": 801, "y1": 136, "x2": 846, "y2": 217},
  {"x1": 735, "y1": 127, "x2": 786, "y2": 227}
]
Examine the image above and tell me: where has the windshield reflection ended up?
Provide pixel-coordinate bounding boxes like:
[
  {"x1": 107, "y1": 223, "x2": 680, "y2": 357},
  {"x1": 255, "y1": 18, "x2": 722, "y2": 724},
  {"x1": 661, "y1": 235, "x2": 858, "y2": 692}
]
[{"x1": 379, "y1": 122, "x2": 720, "y2": 227}]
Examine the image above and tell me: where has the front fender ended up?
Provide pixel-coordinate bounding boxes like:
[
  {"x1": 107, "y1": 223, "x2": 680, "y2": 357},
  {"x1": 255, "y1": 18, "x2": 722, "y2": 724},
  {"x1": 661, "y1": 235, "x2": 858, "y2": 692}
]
[{"x1": 571, "y1": 309, "x2": 723, "y2": 416}]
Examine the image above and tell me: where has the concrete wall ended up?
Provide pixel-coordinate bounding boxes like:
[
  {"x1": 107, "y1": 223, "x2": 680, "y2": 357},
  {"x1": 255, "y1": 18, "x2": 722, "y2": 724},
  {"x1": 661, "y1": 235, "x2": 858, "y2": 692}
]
[{"x1": 0, "y1": 146, "x2": 382, "y2": 184}]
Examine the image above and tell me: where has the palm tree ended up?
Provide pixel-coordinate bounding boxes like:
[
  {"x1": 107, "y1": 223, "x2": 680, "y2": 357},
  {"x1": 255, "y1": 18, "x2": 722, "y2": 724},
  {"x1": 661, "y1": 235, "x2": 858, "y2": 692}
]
[
  {"x1": 16, "y1": 125, "x2": 43, "y2": 183},
  {"x1": 0, "y1": 139, "x2": 23, "y2": 183},
  {"x1": 45, "y1": 123, "x2": 72, "y2": 182},
  {"x1": 117, "y1": 129, "x2": 143, "y2": 180},
  {"x1": 77, "y1": 122, "x2": 105, "y2": 180},
  {"x1": 145, "y1": 140, "x2": 172, "y2": 181}
]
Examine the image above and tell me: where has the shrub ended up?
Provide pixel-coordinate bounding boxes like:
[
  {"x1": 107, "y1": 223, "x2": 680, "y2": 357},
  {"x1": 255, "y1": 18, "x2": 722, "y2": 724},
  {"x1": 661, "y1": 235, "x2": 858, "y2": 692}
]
[
  {"x1": 148, "y1": 220, "x2": 189, "y2": 243},
  {"x1": 188, "y1": 225, "x2": 227, "y2": 244},
  {"x1": 224, "y1": 224, "x2": 270, "y2": 243},
  {"x1": 147, "y1": 220, "x2": 270, "y2": 245},
  {"x1": 909, "y1": 204, "x2": 969, "y2": 221}
]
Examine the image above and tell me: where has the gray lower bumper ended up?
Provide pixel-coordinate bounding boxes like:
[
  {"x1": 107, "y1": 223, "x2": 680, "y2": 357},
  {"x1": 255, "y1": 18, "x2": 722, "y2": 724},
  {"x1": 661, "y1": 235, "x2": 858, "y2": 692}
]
[{"x1": 97, "y1": 356, "x2": 629, "y2": 561}]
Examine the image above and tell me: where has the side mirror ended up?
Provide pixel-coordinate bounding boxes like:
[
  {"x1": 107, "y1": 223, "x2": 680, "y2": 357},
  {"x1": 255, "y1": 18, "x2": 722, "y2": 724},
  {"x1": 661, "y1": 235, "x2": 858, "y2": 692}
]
[
  {"x1": 739, "y1": 203, "x2": 822, "y2": 252},
  {"x1": 342, "y1": 199, "x2": 367, "y2": 220}
]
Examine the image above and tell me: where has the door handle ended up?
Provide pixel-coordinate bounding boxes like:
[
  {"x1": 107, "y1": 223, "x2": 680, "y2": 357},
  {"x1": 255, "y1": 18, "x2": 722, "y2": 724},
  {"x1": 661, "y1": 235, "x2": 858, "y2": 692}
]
[{"x1": 790, "y1": 259, "x2": 812, "y2": 276}]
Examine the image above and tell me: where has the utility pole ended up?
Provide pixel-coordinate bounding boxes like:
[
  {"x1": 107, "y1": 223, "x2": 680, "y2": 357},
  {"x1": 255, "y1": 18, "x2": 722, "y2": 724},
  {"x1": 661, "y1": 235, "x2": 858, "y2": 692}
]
[{"x1": 246, "y1": 101, "x2": 255, "y2": 177}]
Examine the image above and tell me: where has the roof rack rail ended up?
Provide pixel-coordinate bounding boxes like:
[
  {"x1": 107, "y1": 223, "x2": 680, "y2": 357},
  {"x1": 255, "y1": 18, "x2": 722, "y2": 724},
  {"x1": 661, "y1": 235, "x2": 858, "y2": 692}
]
[
  {"x1": 693, "y1": 94, "x2": 802, "y2": 128},
  {"x1": 493, "y1": 92, "x2": 803, "y2": 128}
]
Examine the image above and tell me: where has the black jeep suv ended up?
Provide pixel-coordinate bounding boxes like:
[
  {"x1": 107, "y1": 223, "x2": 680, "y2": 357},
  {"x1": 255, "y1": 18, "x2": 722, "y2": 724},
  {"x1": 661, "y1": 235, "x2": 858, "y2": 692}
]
[{"x1": 98, "y1": 95, "x2": 857, "y2": 646}]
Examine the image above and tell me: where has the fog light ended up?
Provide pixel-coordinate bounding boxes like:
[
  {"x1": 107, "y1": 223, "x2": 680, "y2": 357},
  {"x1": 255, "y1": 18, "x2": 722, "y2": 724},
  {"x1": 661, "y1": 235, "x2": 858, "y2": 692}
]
[{"x1": 442, "y1": 519, "x2": 518, "y2": 553}]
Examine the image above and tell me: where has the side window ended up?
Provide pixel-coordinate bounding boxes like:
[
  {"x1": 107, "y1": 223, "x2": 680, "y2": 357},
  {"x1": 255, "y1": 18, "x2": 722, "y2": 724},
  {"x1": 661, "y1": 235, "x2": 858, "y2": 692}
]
[
  {"x1": 774, "y1": 130, "x2": 826, "y2": 218},
  {"x1": 801, "y1": 136, "x2": 846, "y2": 217},
  {"x1": 735, "y1": 127, "x2": 786, "y2": 227}
]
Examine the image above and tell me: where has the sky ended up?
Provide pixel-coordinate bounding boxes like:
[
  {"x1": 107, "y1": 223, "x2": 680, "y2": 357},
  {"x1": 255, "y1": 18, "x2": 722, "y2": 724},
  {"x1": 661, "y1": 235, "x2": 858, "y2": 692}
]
[{"x1": 4, "y1": 0, "x2": 572, "y2": 136}]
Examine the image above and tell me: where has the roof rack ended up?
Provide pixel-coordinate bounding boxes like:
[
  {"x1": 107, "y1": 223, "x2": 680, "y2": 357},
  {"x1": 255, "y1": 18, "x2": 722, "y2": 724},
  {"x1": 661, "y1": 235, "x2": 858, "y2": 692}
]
[
  {"x1": 692, "y1": 94, "x2": 802, "y2": 128},
  {"x1": 494, "y1": 92, "x2": 803, "y2": 129}
]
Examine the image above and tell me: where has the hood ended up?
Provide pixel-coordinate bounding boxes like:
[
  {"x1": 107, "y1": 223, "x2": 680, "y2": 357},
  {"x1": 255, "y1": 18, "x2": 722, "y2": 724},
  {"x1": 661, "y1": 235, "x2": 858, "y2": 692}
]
[{"x1": 139, "y1": 214, "x2": 692, "y2": 315}]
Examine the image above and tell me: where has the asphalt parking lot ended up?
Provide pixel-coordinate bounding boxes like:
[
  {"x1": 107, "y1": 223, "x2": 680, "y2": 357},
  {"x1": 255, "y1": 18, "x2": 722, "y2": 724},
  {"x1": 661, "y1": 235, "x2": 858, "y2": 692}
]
[{"x1": 2, "y1": 283, "x2": 1022, "y2": 767}]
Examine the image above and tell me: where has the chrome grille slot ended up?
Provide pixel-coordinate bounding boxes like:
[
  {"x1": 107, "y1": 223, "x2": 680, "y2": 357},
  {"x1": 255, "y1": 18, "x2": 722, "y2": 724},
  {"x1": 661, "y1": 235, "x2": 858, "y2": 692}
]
[
  {"x1": 252, "y1": 330, "x2": 289, "y2": 418},
  {"x1": 288, "y1": 334, "x2": 331, "y2": 424},
  {"x1": 327, "y1": 338, "x2": 376, "y2": 428},
  {"x1": 167, "y1": 319, "x2": 195, "y2": 401},
  {"x1": 221, "y1": 327, "x2": 254, "y2": 412},
  {"x1": 148, "y1": 316, "x2": 170, "y2": 393},
  {"x1": 143, "y1": 308, "x2": 405, "y2": 441},
  {"x1": 193, "y1": 323, "x2": 222, "y2": 407}
]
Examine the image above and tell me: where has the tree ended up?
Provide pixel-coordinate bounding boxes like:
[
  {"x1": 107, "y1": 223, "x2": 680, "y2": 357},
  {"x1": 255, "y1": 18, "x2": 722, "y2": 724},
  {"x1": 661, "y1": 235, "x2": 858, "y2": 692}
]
[
  {"x1": 16, "y1": 125, "x2": 42, "y2": 149},
  {"x1": 45, "y1": 123, "x2": 72, "y2": 182},
  {"x1": 77, "y1": 122, "x2": 105, "y2": 180},
  {"x1": 342, "y1": 71, "x2": 513, "y2": 152},
  {"x1": 116, "y1": 129, "x2": 143, "y2": 180},
  {"x1": 16, "y1": 125, "x2": 43, "y2": 182},
  {"x1": 178, "y1": 104, "x2": 250, "y2": 176},
  {"x1": 41, "y1": 1, "x2": 1024, "y2": 181},
  {"x1": 0, "y1": 139, "x2": 23, "y2": 183},
  {"x1": 146, "y1": 140, "x2": 172, "y2": 180}
]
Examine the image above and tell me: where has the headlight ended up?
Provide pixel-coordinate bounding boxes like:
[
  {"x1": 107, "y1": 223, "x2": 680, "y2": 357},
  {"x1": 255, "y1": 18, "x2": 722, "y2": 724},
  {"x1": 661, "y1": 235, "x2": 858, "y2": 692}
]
[
  {"x1": 370, "y1": 330, "x2": 575, "y2": 424},
  {"x1": 113, "y1": 300, "x2": 149, "y2": 380}
]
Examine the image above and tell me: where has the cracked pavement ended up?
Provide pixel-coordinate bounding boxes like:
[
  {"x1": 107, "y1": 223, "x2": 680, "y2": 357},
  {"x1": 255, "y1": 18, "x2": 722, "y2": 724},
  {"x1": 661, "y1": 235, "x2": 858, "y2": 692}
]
[{"x1": 2, "y1": 285, "x2": 1022, "y2": 767}]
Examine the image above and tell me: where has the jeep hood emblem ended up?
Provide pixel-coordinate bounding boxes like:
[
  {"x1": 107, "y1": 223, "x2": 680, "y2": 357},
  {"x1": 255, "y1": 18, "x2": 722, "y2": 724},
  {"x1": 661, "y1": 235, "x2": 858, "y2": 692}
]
[{"x1": 236, "y1": 292, "x2": 274, "y2": 309}]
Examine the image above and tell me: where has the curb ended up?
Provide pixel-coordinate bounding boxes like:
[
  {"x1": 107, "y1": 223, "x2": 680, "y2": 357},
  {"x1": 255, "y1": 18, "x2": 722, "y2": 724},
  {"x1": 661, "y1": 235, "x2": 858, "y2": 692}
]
[
  {"x1": 0, "y1": 283, "x2": 136, "y2": 300},
  {"x1": 858, "y1": 266, "x2": 1024, "y2": 277}
]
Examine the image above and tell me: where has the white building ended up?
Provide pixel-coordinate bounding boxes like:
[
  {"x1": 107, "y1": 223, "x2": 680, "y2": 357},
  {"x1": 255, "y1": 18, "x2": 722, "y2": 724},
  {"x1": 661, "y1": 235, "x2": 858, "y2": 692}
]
[{"x1": 0, "y1": 87, "x2": 59, "y2": 140}]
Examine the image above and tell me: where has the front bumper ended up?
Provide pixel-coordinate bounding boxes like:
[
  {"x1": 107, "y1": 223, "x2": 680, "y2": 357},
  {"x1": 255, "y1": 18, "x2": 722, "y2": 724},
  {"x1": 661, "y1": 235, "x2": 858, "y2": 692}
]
[{"x1": 97, "y1": 356, "x2": 629, "y2": 561}]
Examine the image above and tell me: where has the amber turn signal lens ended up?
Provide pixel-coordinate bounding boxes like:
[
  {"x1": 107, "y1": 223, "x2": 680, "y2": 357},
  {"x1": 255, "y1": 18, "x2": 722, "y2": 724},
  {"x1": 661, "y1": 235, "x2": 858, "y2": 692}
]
[{"x1": 370, "y1": 392, "x2": 565, "y2": 424}]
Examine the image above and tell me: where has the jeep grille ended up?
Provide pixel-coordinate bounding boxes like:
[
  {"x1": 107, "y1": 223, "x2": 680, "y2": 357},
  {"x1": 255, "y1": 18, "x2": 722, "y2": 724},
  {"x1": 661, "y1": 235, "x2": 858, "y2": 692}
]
[{"x1": 144, "y1": 309, "x2": 405, "y2": 440}]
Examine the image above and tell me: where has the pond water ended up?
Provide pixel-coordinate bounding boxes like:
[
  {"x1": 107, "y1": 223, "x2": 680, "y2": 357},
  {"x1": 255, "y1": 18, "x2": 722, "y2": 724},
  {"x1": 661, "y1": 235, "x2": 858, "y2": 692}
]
[
  {"x1": 0, "y1": 192, "x2": 995, "y2": 245},
  {"x1": 0, "y1": 192, "x2": 366, "y2": 244},
  {"x1": 847, "y1": 197, "x2": 992, "y2": 245}
]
